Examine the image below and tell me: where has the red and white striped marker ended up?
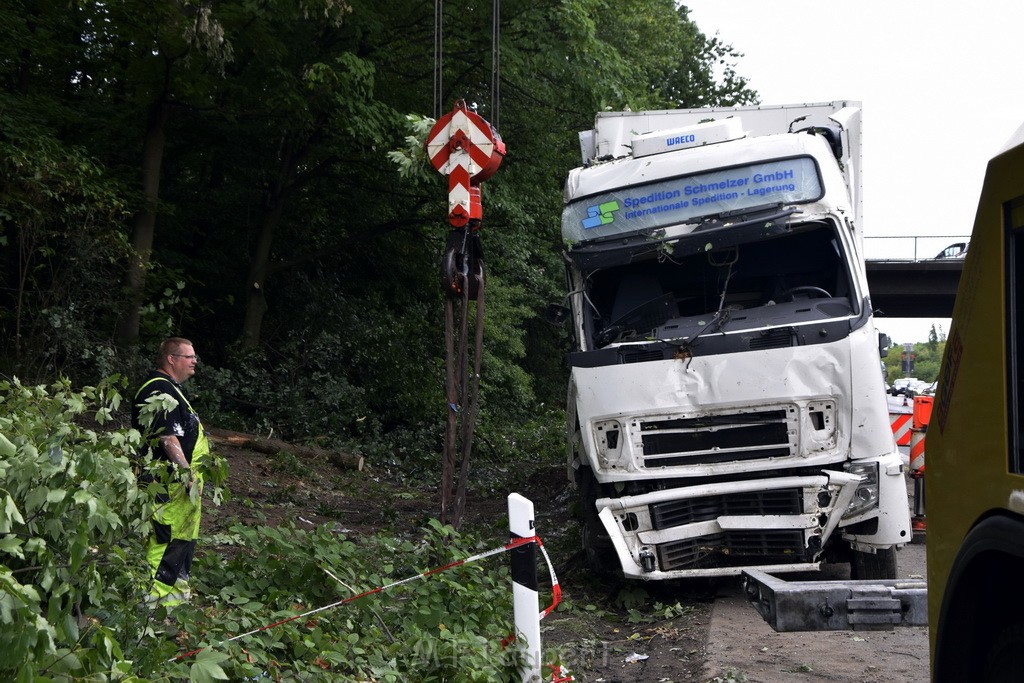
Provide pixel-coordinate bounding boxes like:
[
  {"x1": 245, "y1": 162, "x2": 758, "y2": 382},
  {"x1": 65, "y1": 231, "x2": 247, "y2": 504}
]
[
  {"x1": 890, "y1": 412, "x2": 912, "y2": 446},
  {"x1": 909, "y1": 427, "x2": 926, "y2": 474},
  {"x1": 426, "y1": 100, "x2": 505, "y2": 229},
  {"x1": 509, "y1": 493, "x2": 542, "y2": 682}
]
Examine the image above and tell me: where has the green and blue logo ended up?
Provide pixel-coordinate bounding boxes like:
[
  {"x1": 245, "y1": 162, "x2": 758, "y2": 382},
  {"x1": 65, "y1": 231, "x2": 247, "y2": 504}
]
[{"x1": 582, "y1": 201, "x2": 620, "y2": 229}]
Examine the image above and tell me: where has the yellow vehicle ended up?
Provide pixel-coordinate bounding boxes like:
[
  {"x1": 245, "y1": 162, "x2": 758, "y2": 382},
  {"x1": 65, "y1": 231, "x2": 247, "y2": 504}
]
[{"x1": 927, "y1": 123, "x2": 1024, "y2": 681}]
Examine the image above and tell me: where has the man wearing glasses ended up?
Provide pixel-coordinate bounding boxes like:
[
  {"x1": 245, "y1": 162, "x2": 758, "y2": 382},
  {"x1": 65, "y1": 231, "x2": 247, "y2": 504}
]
[{"x1": 131, "y1": 337, "x2": 210, "y2": 608}]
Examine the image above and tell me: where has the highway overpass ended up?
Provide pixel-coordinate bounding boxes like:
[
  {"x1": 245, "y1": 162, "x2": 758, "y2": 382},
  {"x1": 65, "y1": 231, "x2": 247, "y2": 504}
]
[
  {"x1": 866, "y1": 258, "x2": 962, "y2": 318},
  {"x1": 863, "y1": 236, "x2": 967, "y2": 318}
]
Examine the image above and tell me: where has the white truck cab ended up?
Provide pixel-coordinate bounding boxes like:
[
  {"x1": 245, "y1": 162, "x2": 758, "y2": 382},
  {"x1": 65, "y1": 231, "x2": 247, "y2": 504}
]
[{"x1": 561, "y1": 103, "x2": 911, "y2": 580}]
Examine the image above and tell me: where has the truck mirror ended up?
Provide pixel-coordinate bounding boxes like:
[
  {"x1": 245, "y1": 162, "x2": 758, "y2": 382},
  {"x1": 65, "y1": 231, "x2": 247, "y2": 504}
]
[
  {"x1": 545, "y1": 303, "x2": 571, "y2": 325},
  {"x1": 878, "y1": 332, "x2": 891, "y2": 357}
]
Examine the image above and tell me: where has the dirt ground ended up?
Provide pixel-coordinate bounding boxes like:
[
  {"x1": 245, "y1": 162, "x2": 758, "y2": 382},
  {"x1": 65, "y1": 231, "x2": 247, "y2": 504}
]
[{"x1": 201, "y1": 441, "x2": 713, "y2": 682}]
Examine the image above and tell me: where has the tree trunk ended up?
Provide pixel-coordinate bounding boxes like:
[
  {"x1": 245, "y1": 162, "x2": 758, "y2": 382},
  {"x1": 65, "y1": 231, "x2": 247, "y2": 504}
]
[
  {"x1": 206, "y1": 427, "x2": 364, "y2": 471},
  {"x1": 240, "y1": 134, "x2": 298, "y2": 349},
  {"x1": 115, "y1": 100, "x2": 168, "y2": 346},
  {"x1": 239, "y1": 198, "x2": 285, "y2": 348}
]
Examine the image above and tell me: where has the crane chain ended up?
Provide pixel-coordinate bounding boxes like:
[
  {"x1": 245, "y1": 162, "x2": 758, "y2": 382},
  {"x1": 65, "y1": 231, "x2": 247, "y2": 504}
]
[{"x1": 441, "y1": 229, "x2": 485, "y2": 527}]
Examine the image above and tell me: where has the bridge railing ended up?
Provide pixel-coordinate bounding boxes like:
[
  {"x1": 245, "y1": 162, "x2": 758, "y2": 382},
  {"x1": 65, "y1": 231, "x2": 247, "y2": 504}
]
[{"x1": 864, "y1": 235, "x2": 971, "y2": 262}]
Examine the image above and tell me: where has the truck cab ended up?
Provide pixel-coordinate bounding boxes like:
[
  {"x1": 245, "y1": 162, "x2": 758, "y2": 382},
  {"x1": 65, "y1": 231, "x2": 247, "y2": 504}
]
[{"x1": 561, "y1": 103, "x2": 910, "y2": 580}]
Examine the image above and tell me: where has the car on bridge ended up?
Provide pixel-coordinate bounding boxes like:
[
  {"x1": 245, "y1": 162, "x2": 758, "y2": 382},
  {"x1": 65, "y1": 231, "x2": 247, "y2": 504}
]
[{"x1": 936, "y1": 242, "x2": 968, "y2": 259}]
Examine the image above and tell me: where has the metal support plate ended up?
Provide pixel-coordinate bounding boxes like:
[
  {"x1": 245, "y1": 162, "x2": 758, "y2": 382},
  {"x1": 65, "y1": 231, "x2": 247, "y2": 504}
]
[{"x1": 742, "y1": 568, "x2": 928, "y2": 632}]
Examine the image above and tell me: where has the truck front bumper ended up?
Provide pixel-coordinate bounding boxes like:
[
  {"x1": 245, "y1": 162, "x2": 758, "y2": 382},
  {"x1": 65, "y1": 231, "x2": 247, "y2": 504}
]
[{"x1": 596, "y1": 471, "x2": 865, "y2": 580}]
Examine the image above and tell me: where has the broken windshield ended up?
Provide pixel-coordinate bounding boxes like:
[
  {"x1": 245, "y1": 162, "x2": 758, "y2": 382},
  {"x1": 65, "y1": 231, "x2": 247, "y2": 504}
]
[{"x1": 578, "y1": 220, "x2": 856, "y2": 349}]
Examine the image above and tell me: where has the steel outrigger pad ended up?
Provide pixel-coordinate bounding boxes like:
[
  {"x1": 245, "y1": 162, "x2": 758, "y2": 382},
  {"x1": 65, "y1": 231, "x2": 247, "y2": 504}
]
[{"x1": 742, "y1": 568, "x2": 927, "y2": 632}]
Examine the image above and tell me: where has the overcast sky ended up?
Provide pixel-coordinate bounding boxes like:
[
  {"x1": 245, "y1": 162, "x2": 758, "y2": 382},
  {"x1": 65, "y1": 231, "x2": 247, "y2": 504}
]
[{"x1": 682, "y1": 1, "x2": 1024, "y2": 344}]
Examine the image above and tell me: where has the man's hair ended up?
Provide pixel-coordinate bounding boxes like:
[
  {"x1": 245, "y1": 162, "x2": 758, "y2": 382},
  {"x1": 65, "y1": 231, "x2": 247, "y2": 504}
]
[{"x1": 158, "y1": 337, "x2": 193, "y2": 365}]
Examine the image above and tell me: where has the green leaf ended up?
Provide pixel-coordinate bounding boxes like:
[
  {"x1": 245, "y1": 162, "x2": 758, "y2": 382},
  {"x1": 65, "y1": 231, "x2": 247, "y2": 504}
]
[
  {"x1": 190, "y1": 649, "x2": 230, "y2": 682},
  {"x1": 0, "y1": 536, "x2": 25, "y2": 559},
  {"x1": 25, "y1": 487, "x2": 48, "y2": 514},
  {"x1": 0, "y1": 494, "x2": 25, "y2": 533}
]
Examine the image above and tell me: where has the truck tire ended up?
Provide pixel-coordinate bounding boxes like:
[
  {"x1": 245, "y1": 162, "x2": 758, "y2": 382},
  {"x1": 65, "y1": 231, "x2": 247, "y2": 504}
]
[
  {"x1": 581, "y1": 502, "x2": 617, "y2": 577},
  {"x1": 850, "y1": 546, "x2": 897, "y2": 580},
  {"x1": 577, "y1": 468, "x2": 618, "y2": 576}
]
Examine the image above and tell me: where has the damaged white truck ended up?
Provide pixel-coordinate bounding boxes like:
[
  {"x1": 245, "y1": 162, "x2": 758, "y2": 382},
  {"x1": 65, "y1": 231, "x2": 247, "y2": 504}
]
[{"x1": 559, "y1": 102, "x2": 911, "y2": 581}]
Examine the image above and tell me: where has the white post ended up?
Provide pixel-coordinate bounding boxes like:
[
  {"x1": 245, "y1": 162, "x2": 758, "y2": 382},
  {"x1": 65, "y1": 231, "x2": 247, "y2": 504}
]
[{"x1": 508, "y1": 493, "x2": 542, "y2": 683}]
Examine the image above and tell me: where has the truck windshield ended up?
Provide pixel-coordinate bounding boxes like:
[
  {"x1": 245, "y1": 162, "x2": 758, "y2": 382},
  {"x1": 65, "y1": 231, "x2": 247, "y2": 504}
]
[
  {"x1": 578, "y1": 220, "x2": 856, "y2": 348},
  {"x1": 562, "y1": 156, "x2": 823, "y2": 244}
]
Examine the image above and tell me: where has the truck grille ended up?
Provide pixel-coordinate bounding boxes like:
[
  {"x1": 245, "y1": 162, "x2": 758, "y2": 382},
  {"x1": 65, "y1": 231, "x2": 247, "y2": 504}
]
[
  {"x1": 640, "y1": 410, "x2": 793, "y2": 466},
  {"x1": 650, "y1": 488, "x2": 803, "y2": 529},
  {"x1": 657, "y1": 530, "x2": 807, "y2": 570},
  {"x1": 650, "y1": 488, "x2": 808, "y2": 571}
]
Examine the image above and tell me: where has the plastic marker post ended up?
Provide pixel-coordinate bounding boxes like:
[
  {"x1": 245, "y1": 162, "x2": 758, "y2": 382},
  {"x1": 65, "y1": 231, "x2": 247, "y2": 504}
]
[{"x1": 508, "y1": 493, "x2": 542, "y2": 682}]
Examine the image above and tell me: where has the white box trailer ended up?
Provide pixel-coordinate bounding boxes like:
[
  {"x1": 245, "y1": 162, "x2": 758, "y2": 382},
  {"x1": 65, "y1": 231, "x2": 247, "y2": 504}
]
[{"x1": 559, "y1": 102, "x2": 911, "y2": 581}]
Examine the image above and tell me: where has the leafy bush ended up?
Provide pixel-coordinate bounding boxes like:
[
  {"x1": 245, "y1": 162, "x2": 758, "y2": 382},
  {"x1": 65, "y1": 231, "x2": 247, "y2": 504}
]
[
  {"x1": 191, "y1": 337, "x2": 378, "y2": 443},
  {"x1": 0, "y1": 120, "x2": 132, "y2": 384},
  {"x1": 0, "y1": 376, "x2": 153, "y2": 680},
  {"x1": 0, "y1": 378, "x2": 534, "y2": 681},
  {"x1": 185, "y1": 520, "x2": 522, "y2": 682}
]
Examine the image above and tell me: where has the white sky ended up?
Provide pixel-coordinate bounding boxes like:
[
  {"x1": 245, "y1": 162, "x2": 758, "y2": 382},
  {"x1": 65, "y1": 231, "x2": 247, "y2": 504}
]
[{"x1": 683, "y1": 1, "x2": 1024, "y2": 344}]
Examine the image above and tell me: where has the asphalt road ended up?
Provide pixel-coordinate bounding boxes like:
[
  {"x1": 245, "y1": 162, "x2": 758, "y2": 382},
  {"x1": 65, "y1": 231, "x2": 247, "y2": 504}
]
[{"x1": 701, "y1": 436, "x2": 929, "y2": 683}]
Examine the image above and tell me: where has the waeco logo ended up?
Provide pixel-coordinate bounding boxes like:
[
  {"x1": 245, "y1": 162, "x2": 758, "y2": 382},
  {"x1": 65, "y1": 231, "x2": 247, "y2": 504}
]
[
  {"x1": 666, "y1": 134, "x2": 696, "y2": 146},
  {"x1": 582, "y1": 201, "x2": 620, "y2": 229}
]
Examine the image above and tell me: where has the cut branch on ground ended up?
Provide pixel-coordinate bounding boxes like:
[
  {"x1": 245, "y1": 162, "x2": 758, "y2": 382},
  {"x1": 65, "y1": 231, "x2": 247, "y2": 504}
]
[{"x1": 206, "y1": 427, "x2": 364, "y2": 471}]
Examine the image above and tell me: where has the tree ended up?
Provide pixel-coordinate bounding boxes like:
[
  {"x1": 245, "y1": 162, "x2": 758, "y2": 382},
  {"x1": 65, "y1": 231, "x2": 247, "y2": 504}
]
[
  {"x1": 0, "y1": 1, "x2": 133, "y2": 379},
  {"x1": 65, "y1": 1, "x2": 237, "y2": 346},
  {"x1": 0, "y1": 0, "x2": 758, "y2": 463}
]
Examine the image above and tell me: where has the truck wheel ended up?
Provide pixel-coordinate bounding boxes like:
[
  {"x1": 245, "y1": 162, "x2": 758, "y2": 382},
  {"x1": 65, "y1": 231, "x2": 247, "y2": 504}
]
[
  {"x1": 577, "y1": 468, "x2": 618, "y2": 576},
  {"x1": 850, "y1": 546, "x2": 897, "y2": 580},
  {"x1": 581, "y1": 503, "x2": 617, "y2": 576}
]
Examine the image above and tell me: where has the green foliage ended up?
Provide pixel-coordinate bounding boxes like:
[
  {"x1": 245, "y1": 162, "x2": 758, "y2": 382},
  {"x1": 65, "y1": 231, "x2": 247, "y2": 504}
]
[
  {"x1": 626, "y1": 600, "x2": 695, "y2": 624},
  {"x1": 181, "y1": 519, "x2": 522, "y2": 682},
  {"x1": 615, "y1": 586, "x2": 649, "y2": 610},
  {"x1": 884, "y1": 338, "x2": 946, "y2": 383},
  {"x1": 467, "y1": 407, "x2": 567, "y2": 506},
  {"x1": 911, "y1": 344, "x2": 944, "y2": 384},
  {"x1": 192, "y1": 330, "x2": 385, "y2": 442},
  {"x1": 0, "y1": 118, "x2": 131, "y2": 381},
  {"x1": 0, "y1": 378, "x2": 541, "y2": 681},
  {"x1": 387, "y1": 114, "x2": 438, "y2": 182},
  {"x1": 1, "y1": 0, "x2": 757, "y2": 443},
  {"x1": 0, "y1": 376, "x2": 153, "y2": 679},
  {"x1": 269, "y1": 450, "x2": 312, "y2": 478}
]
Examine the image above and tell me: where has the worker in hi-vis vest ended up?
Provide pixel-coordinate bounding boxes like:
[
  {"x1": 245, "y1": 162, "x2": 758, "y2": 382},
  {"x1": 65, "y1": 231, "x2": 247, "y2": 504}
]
[{"x1": 132, "y1": 337, "x2": 210, "y2": 608}]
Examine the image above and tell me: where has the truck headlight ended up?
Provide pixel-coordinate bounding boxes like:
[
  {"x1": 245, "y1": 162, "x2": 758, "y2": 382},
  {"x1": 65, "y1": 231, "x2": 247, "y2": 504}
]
[
  {"x1": 843, "y1": 461, "x2": 879, "y2": 518},
  {"x1": 593, "y1": 419, "x2": 625, "y2": 468}
]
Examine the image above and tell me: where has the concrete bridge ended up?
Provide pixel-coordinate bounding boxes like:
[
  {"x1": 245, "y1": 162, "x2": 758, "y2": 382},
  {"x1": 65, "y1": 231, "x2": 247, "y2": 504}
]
[{"x1": 864, "y1": 236, "x2": 968, "y2": 318}]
